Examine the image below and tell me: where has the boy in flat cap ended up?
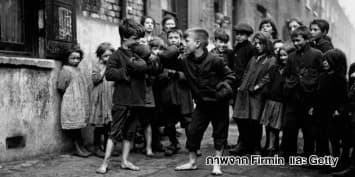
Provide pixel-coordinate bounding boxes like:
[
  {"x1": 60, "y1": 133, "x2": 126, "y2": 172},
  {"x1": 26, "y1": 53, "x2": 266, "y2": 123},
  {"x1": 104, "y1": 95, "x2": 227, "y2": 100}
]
[{"x1": 229, "y1": 23, "x2": 257, "y2": 155}]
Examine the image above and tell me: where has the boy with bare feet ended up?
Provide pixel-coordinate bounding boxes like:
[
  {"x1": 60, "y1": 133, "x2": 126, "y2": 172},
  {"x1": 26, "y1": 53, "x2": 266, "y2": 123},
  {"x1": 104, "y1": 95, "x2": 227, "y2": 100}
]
[{"x1": 175, "y1": 28, "x2": 235, "y2": 175}]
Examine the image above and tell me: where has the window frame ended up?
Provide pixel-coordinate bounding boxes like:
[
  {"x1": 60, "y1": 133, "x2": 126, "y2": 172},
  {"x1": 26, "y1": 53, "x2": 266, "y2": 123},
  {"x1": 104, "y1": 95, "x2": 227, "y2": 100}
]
[{"x1": 0, "y1": 0, "x2": 38, "y2": 56}]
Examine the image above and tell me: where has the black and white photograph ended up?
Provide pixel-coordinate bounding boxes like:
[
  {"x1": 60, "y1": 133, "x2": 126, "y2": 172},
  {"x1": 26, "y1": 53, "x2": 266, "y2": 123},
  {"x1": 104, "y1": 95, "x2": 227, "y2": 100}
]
[{"x1": 1, "y1": 0, "x2": 355, "y2": 177}]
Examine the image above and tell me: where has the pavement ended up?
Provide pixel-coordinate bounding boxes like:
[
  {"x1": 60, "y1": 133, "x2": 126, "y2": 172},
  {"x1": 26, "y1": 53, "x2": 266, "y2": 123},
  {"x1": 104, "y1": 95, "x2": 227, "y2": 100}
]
[{"x1": 0, "y1": 123, "x2": 333, "y2": 177}]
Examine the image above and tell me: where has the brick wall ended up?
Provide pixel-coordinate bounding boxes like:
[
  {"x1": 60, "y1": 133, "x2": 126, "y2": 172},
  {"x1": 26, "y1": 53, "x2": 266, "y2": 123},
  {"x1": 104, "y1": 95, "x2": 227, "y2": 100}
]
[
  {"x1": 126, "y1": 0, "x2": 145, "y2": 22},
  {"x1": 81, "y1": 0, "x2": 121, "y2": 24}
]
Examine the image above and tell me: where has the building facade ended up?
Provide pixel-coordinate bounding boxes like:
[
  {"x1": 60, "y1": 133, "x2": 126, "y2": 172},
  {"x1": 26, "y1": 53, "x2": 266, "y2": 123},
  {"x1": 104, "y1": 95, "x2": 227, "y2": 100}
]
[{"x1": 232, "y1": 0, "x2": 355, "y2": 64}]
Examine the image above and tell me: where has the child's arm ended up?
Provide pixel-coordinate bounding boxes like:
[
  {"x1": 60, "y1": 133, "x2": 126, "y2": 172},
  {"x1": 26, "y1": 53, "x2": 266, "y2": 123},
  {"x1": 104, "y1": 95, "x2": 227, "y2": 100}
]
[
  {"x1": 216, "y1": 57, "x2": 236, "y2": 88},
  {"x1": 57, "y1": 68, "x2": 72, "y2": 94},
  {"x1": 254, "y1": 57, "x2": 276, "y2": 91},
  {"x1": 105, "y1": 52, "x2": 130, "y2": 82},
  {"x1": 92, "y1": 65, "x2": 105, "y2": 86}
]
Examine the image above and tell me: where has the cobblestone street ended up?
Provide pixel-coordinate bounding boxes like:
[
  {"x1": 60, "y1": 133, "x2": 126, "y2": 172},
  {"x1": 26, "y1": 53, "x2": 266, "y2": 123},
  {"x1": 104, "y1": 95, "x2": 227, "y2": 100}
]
[{"x1": 0, "y1": 123, "x2": 332, "y2": 177}]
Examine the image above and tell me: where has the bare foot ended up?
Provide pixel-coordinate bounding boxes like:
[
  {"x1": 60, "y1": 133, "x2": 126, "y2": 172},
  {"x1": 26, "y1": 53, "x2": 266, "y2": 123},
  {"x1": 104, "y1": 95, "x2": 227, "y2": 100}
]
[
  {"x1": 175, "y1": 162, "x2": 197, "y2": 171},
  {"x1": 121, "y1": 161, "x2": 140, "y2": 171},
  {"x1": 96, "y1": 164, "x2": 108, "y2": 174},
  {"x1": 212, "y1": 165, "x2": 223, "y2": 176},
  {"x1": 146, "y1": 148, "x2": 154, "y2": 156}
]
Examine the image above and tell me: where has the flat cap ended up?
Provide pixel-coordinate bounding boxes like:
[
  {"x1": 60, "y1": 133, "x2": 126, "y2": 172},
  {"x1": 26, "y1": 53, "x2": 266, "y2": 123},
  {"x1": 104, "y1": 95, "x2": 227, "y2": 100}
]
[{"x1": 233, "y1": 23, "x2": 254, "y2": 35}]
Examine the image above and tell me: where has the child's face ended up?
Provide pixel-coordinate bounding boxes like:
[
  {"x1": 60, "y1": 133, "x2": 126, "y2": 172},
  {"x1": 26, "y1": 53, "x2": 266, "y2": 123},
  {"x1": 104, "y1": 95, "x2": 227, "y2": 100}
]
[
  {"x1": 184, "y1": 33, "x2": 198, "y2": 54},
  {"x1": 164, "y1": 19, "x2": 176, "y2": 31},
  {"x1": 68, "y1": 52, "x2": 82, "y2": 67},
  {"x1": 124, "y1": 35, "x2": 139, "y2": 48},
  {"x1": 151, "y1": 46, "x2": 162, "y2": 55},
  {"x1": 261, "y1": 23, "x2": 274, "y2": 36},
  {"x1": 235, "y1": 33, "x2": 248, "y2": 43},
  {"x1": 168, "y1": 32, "x2": 181, "y2": 46},
  {"x1": 273, "y1": 42, "x2": 284, "y2": 55},
  {"x1": 144, "y1": 18, "x2": 154, "y2": 33},
  {"x1": 310, "y1": 24, "x2": 323, "y2": 40},
  {"x1": 279, "y1": 49, "x2": 288, "y2": 65},
  {"x1": 254, "y1": 38, "x2": 265, "y2": 54},
  {"x1": 215, "y1": 39, "x2": 228, "y2": 53},
  {"x1": 322, "y1": 59, "x2": 330, "y2": 71},
  {"x1": 289, "y1": 21, "x2": 301, "y2": 32},
  {"x1": 100, "y1": 50, "x2": 113, "y2": 64},
  {"x1": 292, "y1": 35, "x2": 307, "y2": 51}
]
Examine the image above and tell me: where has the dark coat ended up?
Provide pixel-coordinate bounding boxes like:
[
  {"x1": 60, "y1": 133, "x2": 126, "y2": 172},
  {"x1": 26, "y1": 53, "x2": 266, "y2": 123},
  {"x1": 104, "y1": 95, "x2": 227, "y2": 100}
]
[
  {"x1": 233, "y1": 54, "x2": 276, "y2": 120},
  {"x1": 283, "y1": 45, "x2": 323, "y2": 128},
  {"x1": 155, "y1": 45, "x2": 194, "y2": 114},
  {"x1": 232, "y1": 40, "x2": 256, "y2": 87},
  {"x1": 180, "y1": 49, "x2": 236, "y2": 105},
  {"x1": 210, "y1": 48, "x2": 235, "y2": 69},
  {"x1": 314, "y1": 72, "x2": 347, "y2": 122},
  {"x1": 105, "y1": 47, "x2": 159, "y2": 107},
  {"x1": 310, "y1": 36, "x2": 334, "y2": 53},
  {"x1": 265, "y1": 64, "x2": 287, "y2": 102}
]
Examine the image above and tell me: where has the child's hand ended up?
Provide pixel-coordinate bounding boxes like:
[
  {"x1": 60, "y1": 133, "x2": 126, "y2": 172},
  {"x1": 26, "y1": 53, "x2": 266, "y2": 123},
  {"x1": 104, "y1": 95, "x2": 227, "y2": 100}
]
[
  {"x1": 308, "y1": 107, "x2": 314, "y2": 116},
  {"x1": 254, "y1": 85, "x2": 260, "y2": 91},
  {"x1": 127, "y1": 57, "x2": 147, "y2": 74}
]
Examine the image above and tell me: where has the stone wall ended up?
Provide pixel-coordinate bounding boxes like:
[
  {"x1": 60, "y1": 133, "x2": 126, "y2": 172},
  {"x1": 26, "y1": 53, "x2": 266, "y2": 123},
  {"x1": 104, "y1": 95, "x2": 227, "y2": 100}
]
[{"x1": 0, "y1": 57, "x2": 69, "y2": 162}]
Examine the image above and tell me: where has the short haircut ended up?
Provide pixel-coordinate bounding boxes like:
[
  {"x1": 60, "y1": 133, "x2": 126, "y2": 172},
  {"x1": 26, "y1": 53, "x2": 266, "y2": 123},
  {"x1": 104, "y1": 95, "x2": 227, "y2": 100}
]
[
  {"x1": 162, "y1": 15, "x2": 177, "y2": 28},
  {"x1": 119, "y1": 18, "x2": 145, "y2": 39},
  {"x1": 252, "y1": 32, "x2": 273, "y2": 55},
  {"x1": 259, "y1": 18, "x2": 278, "y2": 39},
  {"x1": 140, "y1": 16, "x2": 156, "y2": 26},
  {"x1": 149, "y1": 37, "x2": 166, "y2": 48},
  {"x1": 291, "y1": 26, "x2": 311, "y2": 40},
  {"x1": 214, "y1": 29, "x2": 229, "y2": 43},
  {"x1": 309, "y1": 19, "x2": 330, "y2": 34},
  {"x1": 64, "y1": 45, "x2": 83, "y2": 63},
  {"x1": 167, "y1": 28, "x2": 183, "y2": 38},
  {"x1": 285, "y1": 17, "x2": 303, "y2": 30},
  {"x1": 272, "y1": 39, "x2": 284, "y2": 46},
  {"x1": 96, "y1": 42, "x2": 115, "y2": 58},
  {"x1": 184, "y1": 28, "x2": 209, "y2": 48}
]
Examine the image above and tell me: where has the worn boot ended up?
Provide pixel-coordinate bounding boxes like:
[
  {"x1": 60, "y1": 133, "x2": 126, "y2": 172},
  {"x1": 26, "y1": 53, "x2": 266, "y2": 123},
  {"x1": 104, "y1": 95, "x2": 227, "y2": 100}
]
[
  {"x1": 93, "y1": 146, "x2": 105, "y2": 158},
  {"x1": 74, "y1": 141, "x2": 91, "y2": 157}
]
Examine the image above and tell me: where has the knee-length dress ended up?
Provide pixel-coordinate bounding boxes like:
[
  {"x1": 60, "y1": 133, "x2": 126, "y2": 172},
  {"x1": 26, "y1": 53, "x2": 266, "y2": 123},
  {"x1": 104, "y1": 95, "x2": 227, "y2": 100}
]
[
  {"x1": 259, "y1": 65, "x2": 286, "y2": 129},
  {"x1": 57, "y1": 65, "x2": 90, "y2": 129},
  {"x1": 89, "y1": 63, "x2": 114, "y2": 127}
]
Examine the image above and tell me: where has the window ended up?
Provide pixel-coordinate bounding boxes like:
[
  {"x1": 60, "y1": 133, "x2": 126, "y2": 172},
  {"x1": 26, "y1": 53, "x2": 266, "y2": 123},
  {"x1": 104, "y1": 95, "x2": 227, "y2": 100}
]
[
  {"x1": 0, "y1": 0, "x2": 24, "y2": 51},
  {"x1": 214, "y1": 0, "x2": 225, "y2": 14},
  {"x1": 0, "y1": 0, "x2": 39, "y2": 56},
  {"x1": 45, "y1": 0, "x2": 76, "y2": 60}
]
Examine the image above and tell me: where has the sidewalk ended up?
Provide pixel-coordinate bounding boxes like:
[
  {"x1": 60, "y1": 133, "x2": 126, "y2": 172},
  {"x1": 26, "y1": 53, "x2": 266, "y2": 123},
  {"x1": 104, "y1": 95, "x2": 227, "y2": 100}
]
[{"x1": 0, "y1": 124, "x2": 332, "y2": 177}]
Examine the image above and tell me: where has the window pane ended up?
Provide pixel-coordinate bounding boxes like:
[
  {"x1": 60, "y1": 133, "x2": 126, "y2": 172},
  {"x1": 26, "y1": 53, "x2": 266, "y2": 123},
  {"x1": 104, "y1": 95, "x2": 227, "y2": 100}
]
[{"x1": 0, "y1": 0, "x2": 23, "y2": 44}]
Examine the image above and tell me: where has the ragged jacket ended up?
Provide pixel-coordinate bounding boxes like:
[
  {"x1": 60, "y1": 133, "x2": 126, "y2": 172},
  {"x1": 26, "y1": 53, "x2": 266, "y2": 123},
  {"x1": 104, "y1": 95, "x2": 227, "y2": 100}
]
[
  {"x1": 284, "y1": 45, "x2": 323, "y2": 103},
  {"x1": 180, "y1": 49, "x2": 236, "y2": 105},
  {"x1": 105, "y1": 47, "x2": 161, "y2": 107}
]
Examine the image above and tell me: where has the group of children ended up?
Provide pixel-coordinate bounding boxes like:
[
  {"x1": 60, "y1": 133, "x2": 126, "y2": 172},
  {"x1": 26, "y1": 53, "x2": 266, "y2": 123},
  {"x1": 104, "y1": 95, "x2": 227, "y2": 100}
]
[{"x1": 56, "y1": 15, "x2": 355, "y2": 177}]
